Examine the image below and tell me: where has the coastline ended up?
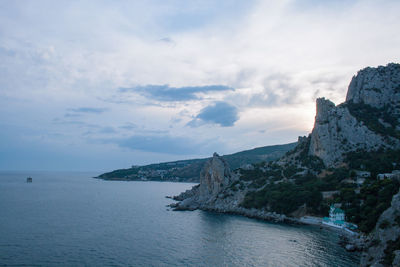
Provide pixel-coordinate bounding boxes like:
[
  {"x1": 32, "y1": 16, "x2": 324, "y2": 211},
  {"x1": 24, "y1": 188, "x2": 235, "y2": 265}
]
[{"x1": 169, "y1": 200, "x2": 364, "y2": 251}]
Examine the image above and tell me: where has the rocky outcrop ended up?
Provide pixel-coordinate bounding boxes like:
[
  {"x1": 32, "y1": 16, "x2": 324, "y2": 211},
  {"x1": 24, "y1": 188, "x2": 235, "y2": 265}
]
[
  {"x1": 198, "y1": 153, "x2": 232, "y2": 202},
  {"x1": 360, "y1": 189, "x2": 400, "y2": 267},
  {"x1": 173, "y1": 153, "x2": 236, "y2": 210},
  {"x1": 309, "y1": 63, "x2": 400, "y2": 167},
  {"x1": 308, "y1": 98, "x2": 395, "y2": 166},
  {"x1": 172, "y1": 153, "x2": 295, "y2": 223},
  {"x1": 346, "y1": 63, "x2": 400, "y2": 112}
]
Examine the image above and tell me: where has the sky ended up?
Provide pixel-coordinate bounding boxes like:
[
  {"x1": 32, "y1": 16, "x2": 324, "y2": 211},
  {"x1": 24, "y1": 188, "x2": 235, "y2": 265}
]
[{"x1": 0, "y1": 0, "x2": 400, "y2": 172}]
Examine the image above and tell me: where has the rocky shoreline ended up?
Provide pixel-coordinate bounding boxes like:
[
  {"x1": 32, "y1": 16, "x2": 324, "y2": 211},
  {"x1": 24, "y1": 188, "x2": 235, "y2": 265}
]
[
  {"x1": 168, "y1": 196, "x2": 366, "y2": 252},
  {"x1": 169, "y1": 200, "x2": 295, "y2": 223},
  {"x1": 169, "y1": 64, "x2": 400, "y2": 265}
]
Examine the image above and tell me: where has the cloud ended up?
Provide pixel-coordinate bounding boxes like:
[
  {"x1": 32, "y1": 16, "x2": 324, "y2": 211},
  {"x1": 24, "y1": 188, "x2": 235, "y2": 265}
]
[
  {"x1": 1, "y1": 0, "x2": 400, "y2": 170},
  {"x1": 68, "y1": 107, "x2": 107, "y2": 114},
  {"x1": 119, "y1": 123, "x2": 137, "y2": 130},
  {"x1": 188, "y1": 101, "x2": 238, "y2": 127},
  {"x1": 119, "y1": 84, "x2": 233, "y2": 101},
  {"x1": 52, "y1": 118, "x2": 101, "y2": 129},
  {"x1": 98, "y1": 126, "x2": 116, "y2": 134}
]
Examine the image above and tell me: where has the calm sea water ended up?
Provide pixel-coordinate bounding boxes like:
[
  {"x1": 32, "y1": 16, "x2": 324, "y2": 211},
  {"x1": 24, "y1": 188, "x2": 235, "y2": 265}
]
[{"x1": 0, "y1": 171, "x2": 360, "y2": 267}]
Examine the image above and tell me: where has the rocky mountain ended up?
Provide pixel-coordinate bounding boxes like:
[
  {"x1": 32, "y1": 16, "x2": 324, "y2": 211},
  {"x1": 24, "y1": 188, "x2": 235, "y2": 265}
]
[
  {"x1": 309, "y1": 63, "x2": 400, "y2": 167},
  {"x1": 98, "y1": 142, "x2": 296, "y2": 182},
  {"x1": 172, "y1": 63, "x2": 400, "y2": 265},
  {"x1": 173, "y1": 153, "x2": 237, "y2": 210},
  {"x1": 172, "y1": 153, "x2": 291, "y2": 222}
]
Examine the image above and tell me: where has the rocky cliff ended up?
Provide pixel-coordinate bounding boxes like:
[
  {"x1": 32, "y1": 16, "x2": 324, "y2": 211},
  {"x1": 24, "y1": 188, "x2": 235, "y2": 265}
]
[
  {"x1": 172, "y1": 153, "x2": 291, "y2": 222},
  {"x1": 346, "y1": 63, "x2": 400, "y2": 111},
  {"x1": 309, "y1": 63, "x2": 400, "y2": 167},
  {"x1": 360, "y1": 189, "x2": 400, "y2": 267},
  {"x1": 173, "y1": 153, "x2": 236, "y2": 210},
  {"x1": 172, "y1": 63, "x2": 400, "y2": 265}
]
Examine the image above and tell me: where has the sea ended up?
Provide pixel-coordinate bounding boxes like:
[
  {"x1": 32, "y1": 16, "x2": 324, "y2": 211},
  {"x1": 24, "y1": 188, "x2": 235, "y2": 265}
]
[{"x1": 0, "y1": 171, "x2": 360, "y2": 267}]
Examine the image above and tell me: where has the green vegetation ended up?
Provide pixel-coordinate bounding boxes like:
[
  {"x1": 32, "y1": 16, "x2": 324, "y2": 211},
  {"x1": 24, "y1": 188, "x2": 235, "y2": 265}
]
[
  {"x1": 395, "y1": 215, "x2": 400, "y2": 226},
  {"x1": 346, "y1": 149, "x2": 400, "y2": 178},
  {"x1": 240, "y1": 147, "x2": 400, "y2": 233},
  {"x1": 370, "y1": 239, "x2": 381, "y2": 247},
  {"x1": 335, "y1": 178, "x2": 399, "y2": 233},
  {"x1": 224, "y1": 142, "x2": 297, "y2": 169},
  {"x1": 98, "y1": 168, "x2": 139, "y2": 180},
  {"x1": 241, "y1": 172, "x2": 323, "y2": 215},
  {"x1": 99, "y1": 142, "x2": 296, "y2": 181},
  {"x1": 291, "y1": 136, "x2": 325, "y2": 171},
  {"x1": 379, "y1": 220, "x2": 390, "y2": 229},
  {"x1": 383, "y1": 237, "x2": 400, "y2": 266},
  {"x1": 346, "y1": 102, "x2": 400, "y2": 139},
  {"x1": 239, "y1": 164, "x2": 282, "y2": 188},
  {"x1": 327, "y1": 149, "x2": 400, "y2": 233}
]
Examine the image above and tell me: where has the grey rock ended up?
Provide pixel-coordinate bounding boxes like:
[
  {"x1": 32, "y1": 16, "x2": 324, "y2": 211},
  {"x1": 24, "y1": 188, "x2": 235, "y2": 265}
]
[
  {"x1": 173, "y1": 153, "x2": 235, "y2": 210},
  {"x1": 360, "y1": 189, "x2": 400, "y2": 267},
  {"x1": 309, "y1": 63, "x2": 400, "y2": 167},
  {"x1": 172, "y1": 152, "x2": 297, "y2": 223},
  {"x1": 346, "y1": 63, "x2": 400, "y2": 111}
]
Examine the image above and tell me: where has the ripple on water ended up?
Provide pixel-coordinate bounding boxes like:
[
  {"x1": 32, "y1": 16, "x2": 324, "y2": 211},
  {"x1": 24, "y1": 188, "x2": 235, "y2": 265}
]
[{"x1": 0, "y1": 172, "x2": 360, "y2": 267}]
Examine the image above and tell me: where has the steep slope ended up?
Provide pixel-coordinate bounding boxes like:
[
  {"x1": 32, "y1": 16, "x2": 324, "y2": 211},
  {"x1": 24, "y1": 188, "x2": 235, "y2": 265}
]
[
  {"x1": 309, "y1": 63, "x2": 400, "y2": 167},
  {"x1": 360, "y1": 189, "x2": 400, "y2": 267},
  {"x1": 172, "y1": 63, "x2": 400, "y2": 242}
]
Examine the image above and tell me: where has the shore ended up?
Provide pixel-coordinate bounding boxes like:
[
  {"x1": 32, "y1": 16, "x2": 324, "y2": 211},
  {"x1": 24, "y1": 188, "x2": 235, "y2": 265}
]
[{"x1": 168, "y1": 199, "x2": 364, "y2": 251}]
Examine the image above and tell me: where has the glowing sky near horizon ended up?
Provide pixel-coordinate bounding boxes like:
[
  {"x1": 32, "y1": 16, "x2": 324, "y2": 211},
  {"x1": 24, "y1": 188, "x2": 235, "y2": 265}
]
[{"x1": 0, "y1": 0, "x2": 400, "y2": 171}]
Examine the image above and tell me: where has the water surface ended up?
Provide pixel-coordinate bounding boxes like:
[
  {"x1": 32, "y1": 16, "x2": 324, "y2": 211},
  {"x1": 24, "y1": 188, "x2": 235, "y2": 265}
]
[{"x1": 0, "y1": 171, "x2": 360, "y2": 266}]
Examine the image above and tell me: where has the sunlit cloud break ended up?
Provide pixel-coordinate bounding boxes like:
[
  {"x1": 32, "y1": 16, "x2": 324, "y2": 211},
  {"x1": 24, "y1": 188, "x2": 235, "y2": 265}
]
[{"x1": 0, "y1": 0, "x2": 399, "y2": 171}]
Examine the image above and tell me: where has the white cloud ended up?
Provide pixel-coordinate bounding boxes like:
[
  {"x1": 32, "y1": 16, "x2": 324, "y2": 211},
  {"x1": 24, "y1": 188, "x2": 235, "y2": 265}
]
[{"x1": 0, "y1": 0, "x2": 400, "y2": 170}]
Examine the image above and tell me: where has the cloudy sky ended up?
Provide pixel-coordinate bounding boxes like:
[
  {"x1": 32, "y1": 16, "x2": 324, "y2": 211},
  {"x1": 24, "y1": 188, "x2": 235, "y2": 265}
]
[{"x1": 0, "y1": 0, "x2": 399, "y2": 171}]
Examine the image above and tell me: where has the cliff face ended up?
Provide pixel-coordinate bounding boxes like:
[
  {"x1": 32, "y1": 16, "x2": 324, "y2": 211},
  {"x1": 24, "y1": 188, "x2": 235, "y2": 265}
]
[
  {"x1": 308, "y1": 98, "x2": 394, "y2": 166},
  {"x1": 198, "y1": 153, "x2": 232, "y2": 201},
  {"x1": 309, "y1": 63, "x2": 400, "y2": 167},
  {"x1": 346, "y1": 63, "x2": 400, "y2": 111},
  {"x1": 360, "y1": 189, "x2": 400, "y2": 267},
  {"x1": 173, "y1": 153, "x2": 290, "y2": 222},
  {"x1": 174, "y1": 153, "x2": 237, "y2": 210},
  {"x1": 172, "y1": 63, "x2": 400, "y2": 267}
]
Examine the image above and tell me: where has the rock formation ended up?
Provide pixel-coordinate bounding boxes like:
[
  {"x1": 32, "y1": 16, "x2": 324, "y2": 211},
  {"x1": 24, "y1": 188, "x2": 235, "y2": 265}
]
[
  {"x1": 198, "y1": 153, "x2": 232, "y2": 201},
  {"x1": 309, "y1": 63, "x2": 400, "y2": 167},
  {"x1": 172, "y1": 153, "x2": 291, "y2": 222},
  {"x1": 173, "y1": 153, "x2": 236, "y2": 210},
  {"x1": 346, "y1": 63, "x2": 400, "y2": 112},
  {"x1": 360, "y1": 189, "x2": 400, "y2": 267},
  {"x1": 171, "y1": 63, "x2": 400, "y2": 266}
]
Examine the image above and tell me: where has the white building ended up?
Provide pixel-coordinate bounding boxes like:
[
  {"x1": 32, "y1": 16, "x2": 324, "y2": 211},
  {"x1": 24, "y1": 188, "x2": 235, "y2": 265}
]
[
  {"x1": 329, "y1": 205, "x2": 345, "y2": 221},
  {"x1": 323, "y1": 204, "x2": 357, "y2": 230}
]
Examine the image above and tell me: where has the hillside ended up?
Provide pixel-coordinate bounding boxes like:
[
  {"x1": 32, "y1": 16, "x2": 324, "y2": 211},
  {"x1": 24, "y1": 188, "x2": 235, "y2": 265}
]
[
  {"x1": 172, "y1": 63, "x2": 400, "y2": 266},
  {"x1": 98, "y1": 142, "x2": 296, "y2": 182}
]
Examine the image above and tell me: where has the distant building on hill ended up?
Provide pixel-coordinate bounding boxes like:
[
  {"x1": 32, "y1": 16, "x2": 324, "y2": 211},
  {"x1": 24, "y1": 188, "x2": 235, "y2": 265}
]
[
  {"x1": 355, "y1": 171, "x2": 371, "y2": 178},
  {"x1": 377, "y1": 170, "x2": 400, "y2": 180},
  {"x1": 321, "y1": 191, "x2": 339, "y2": 200}
]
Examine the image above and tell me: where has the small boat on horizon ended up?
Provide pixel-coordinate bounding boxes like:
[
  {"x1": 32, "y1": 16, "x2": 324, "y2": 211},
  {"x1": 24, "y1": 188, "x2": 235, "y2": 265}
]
[{"x1": 26, "y1": 177, "x2": 32, "y2": 183}]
